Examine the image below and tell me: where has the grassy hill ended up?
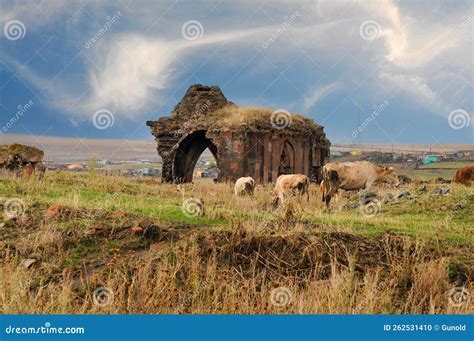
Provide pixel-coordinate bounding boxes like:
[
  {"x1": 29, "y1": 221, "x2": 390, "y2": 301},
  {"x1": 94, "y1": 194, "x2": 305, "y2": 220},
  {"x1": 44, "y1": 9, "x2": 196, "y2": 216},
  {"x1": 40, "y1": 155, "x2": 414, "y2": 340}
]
[{"x1": 0, "y1": 171, "x2": 472, "y2": 314}]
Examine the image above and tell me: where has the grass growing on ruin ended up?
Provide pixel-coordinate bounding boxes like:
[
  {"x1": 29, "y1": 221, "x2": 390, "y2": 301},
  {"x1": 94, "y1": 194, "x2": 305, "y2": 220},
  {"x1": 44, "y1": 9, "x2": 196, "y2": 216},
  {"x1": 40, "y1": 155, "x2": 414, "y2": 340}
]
[
  {"x1": 0, "y1": 171, "x2": 472, "y2": 314},
  {"x1": 202, "y1": 105, "x2": 324, "y2": 131}
]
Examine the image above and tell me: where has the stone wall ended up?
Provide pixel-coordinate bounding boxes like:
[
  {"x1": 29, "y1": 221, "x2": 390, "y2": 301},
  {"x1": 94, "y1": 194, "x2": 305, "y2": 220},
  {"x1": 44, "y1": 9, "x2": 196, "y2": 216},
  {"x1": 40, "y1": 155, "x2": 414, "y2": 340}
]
[{"x1": 147, "y1": 84, "x2": 330, "y2": 184}]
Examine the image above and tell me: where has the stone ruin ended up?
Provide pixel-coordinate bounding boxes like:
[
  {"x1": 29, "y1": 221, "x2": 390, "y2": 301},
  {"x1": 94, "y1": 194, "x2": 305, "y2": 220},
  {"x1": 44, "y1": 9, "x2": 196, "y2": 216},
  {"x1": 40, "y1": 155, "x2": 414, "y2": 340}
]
[
  {"x1": 0, "y1": 144, "x2": 45, "y2": 177},
  {"x1": 147, "y1": 84, "x2": 330, "y2": 184}
]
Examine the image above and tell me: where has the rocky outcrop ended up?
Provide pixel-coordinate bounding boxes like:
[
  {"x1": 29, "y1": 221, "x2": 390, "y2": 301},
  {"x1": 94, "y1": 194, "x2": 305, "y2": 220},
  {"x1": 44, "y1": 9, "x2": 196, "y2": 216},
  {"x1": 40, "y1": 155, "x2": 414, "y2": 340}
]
[{"x1": 0, "y1": 144, "x2": 45, "y2": 177}]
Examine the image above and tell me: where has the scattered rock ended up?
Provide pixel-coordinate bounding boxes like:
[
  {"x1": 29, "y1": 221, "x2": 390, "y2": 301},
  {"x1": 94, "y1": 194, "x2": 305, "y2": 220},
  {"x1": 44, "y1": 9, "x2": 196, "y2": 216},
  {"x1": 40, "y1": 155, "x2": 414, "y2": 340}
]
[
  {"x1": 166, "y1": 230, "x2": 180, "y2": 242},
  {"x1": 138, "y1": 219, "x2": 154, "y2": 229},
  {"x1": 397, "y1": 174, "x2": 412, "y2": 184},
  {"x1": 143, "y1": 224, "x2": 158, "y2": 240},
  {"x1": 434, "y1": 177, "x2": 451, "y2": 184},
  {"x1": 86, "y1": 222, "x2": 111, "y2": 237},
  {"x1": 395, "y1": 191, "x2": 411, "y2": 199},
  {"x1": 131, "y1": 226, "x2": 143, "y2": 235},
  {"x1": 149, "y1": 242, "x2": 169, "y2": 253},
  {"x1": 360, "y1": 197, "x2": 378, "y2": 205},
  {"x1": 432, "y1": 187, "x2": 450, "y2": 196},
  {"x1": 46, "y1": 204, "x2": 64, "y2": 217},
  {"x1": 357, "y1": 189, "x2": 377, "y2": 200},
  {"x1": 440, "y1": 205, "x2": 448, "y2": 211},
  {"x1": 418, "y1": 185, "x2": 427, "y2": 193},
  {"x1": 341, "y1": 202, "x2": 359, "y2": 211},
  {"x1": 23, "y1": 258, "x2": 37, "y2": 269}
]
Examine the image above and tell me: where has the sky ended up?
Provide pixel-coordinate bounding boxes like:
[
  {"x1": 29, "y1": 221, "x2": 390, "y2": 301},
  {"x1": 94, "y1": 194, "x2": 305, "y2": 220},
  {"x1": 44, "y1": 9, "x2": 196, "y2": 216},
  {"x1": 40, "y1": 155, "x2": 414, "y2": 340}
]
[{"x1": 0, "y1": 0, "x2": 473, "y2": 145}]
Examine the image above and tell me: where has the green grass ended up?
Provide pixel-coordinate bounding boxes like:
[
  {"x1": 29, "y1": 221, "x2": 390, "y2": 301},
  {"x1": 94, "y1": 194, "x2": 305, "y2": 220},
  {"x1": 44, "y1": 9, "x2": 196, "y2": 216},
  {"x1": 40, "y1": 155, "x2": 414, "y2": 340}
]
[
  {"x1": 1, "y1": 171, "x2": 472, "y2": 314},
  {"x1": 394, "y1": 161, "x2": 471, "y2": 180},
  {"x1": 1, "y1": 171, "x2": 472, "y2": 246}
]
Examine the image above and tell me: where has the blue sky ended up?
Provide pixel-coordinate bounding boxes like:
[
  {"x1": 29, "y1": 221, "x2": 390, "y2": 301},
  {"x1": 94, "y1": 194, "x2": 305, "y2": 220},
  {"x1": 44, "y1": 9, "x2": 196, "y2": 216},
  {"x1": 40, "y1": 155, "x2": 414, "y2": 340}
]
[{"x1": 0, "y1": 0, "x2": 472, "y2": 144}]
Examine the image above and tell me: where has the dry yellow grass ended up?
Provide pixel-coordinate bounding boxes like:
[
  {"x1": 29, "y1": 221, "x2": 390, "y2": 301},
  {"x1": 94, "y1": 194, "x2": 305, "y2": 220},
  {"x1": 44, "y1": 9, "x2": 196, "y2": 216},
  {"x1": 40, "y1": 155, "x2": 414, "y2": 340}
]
[
  {"x1": 202, "y1": 105, "x2": 319, "y2": 130},
  {"x1": 0, "y1": 172, "x2": 472, "y2": 314}
]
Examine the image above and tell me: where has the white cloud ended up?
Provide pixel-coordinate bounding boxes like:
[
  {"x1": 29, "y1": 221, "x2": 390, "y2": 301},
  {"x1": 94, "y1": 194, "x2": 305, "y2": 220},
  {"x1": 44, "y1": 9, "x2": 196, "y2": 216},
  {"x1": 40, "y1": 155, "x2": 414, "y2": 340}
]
[
  {"x1": 1, "y1": 0, "x2": 472, "y2": 125},
  {"x1": 85, "y1": 35, "x2": 178, "y2": 117},
  {"x1": 304, "y1": 82, "x2": 341, "y2": 110}
]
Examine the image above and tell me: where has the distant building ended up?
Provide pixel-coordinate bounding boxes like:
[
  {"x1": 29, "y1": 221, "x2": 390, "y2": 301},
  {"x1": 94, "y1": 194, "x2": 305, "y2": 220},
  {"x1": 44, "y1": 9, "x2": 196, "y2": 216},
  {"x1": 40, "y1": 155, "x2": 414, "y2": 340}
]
[
  {"x1": 100, "y1": 159, "x2": 112, "y2": 165},
  {"x1": 133, "y1": 168, "x2": 160, "y2": 176},
  {"x1": 67, "y1": 163, "x2": 85, "y2": 171},
  {"x1": 423, "y1": 156, "x2": 438, "y2": 165}
]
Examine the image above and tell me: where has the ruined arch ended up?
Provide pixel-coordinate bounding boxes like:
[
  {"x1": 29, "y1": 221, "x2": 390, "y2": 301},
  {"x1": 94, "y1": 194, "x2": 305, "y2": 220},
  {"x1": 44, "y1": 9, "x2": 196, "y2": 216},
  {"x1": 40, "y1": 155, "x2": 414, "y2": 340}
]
[
  {"x1": 173, "y1": 130, "x2": 219, "y2": 182},
  {"x1": 147, "y1": 84, "x2": 330, "y2": 184}
]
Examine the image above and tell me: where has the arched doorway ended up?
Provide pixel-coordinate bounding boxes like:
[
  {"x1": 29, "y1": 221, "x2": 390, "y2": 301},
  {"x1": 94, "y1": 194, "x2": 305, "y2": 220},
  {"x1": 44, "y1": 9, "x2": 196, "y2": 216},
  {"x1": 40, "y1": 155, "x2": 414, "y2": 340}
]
[
  {"x1": 278, "y1": 140, "x2": 295, "y2": 175},
  {"x1": 173, "y1": 130, "x2": 219, "y2": 183}
]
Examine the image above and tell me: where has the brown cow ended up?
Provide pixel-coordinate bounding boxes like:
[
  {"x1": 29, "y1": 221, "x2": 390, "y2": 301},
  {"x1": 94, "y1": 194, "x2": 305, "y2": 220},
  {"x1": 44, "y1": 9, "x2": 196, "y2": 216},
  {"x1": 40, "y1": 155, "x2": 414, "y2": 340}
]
[
  {"x1": 272, "y1": 174, "x2": 310, "y2": 207},
  {"x1": 453, "y1": 164, "x2": 474, "y2": 186},
  {"x1": 234, "y1": 177, "x2": 256, "y2": 196},
  {"x1": 321, "y1": 161, "x2": 400, "y2": 207}
]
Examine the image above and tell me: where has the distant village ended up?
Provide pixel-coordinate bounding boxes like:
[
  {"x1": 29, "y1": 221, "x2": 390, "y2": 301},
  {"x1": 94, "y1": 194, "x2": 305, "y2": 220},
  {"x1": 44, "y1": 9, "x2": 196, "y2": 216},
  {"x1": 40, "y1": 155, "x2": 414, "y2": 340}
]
[
  {"x1": 43, "y1": 148, "x2": 472, "y2": 180},
  {"x1": 44, "y1": 157, "x2": 219, "y2": 179},
  {"x1": 329, "y1": 149, "x2": 472, "y2": 166}
]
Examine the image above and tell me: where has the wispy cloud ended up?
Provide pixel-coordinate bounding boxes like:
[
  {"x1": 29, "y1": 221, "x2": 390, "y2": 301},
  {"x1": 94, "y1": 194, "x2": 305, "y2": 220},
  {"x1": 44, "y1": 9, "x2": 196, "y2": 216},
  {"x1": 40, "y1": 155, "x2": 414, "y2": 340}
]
[
  {"x1": 1, "y1": 0, "x2": 472, "y2": 133},
  {"x1": 303, "y1": 82, "x2": 342, "y2": 110}
]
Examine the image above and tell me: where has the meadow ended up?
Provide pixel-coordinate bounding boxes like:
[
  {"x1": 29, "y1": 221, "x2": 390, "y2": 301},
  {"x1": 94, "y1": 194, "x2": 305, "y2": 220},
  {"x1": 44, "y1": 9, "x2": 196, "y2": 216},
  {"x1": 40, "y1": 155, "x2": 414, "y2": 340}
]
[{"x1": 0, "y1": 169, "x2": 472, "y2": 314}]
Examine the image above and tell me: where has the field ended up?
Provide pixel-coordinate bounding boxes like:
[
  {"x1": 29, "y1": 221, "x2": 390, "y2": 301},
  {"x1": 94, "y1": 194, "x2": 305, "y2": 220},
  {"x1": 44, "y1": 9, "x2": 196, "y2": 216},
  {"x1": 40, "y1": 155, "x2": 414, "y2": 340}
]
[
  {"x1": 394, "y1": 162, "x2": 471, "y2": 181},
  {"x1": 0, "y1": 169, "x2": 472, "y2": 314}
]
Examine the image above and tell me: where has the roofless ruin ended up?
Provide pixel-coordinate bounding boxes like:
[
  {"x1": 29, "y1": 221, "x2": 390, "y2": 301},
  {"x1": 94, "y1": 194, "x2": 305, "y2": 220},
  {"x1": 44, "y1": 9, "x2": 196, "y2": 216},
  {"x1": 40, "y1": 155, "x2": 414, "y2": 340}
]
[{"x1": 146, "y1": 84, "x2": 330, "y2": 184}]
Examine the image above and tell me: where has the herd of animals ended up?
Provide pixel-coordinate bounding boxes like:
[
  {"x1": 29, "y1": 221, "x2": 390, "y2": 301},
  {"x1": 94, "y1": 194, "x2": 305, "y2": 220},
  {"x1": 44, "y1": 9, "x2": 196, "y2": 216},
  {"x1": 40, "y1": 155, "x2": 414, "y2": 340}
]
[{"x1": 233, "y1": 161, "x2": 474, "y2": 207}]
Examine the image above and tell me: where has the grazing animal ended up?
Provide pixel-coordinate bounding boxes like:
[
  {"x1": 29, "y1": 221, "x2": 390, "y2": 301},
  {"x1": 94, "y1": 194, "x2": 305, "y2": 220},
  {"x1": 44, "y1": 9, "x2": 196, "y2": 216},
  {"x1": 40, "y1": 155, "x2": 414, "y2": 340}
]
[
  {"x1": 272, "y1": 174, "x2": 310, "y2": 207},
  {"x1": 453, "y1": 164, "x2": 474, "y2": 186},
  {"x1": 234, "y1": 176, "x2": 256, "y2": 196},
  {"x1": 321, "y1": 161, "x2": 400, "y2": 207}
]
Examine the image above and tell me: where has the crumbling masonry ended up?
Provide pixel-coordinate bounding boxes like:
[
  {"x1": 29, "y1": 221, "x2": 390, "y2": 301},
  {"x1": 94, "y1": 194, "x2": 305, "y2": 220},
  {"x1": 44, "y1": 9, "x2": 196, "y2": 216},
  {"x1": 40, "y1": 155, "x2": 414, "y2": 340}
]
[{"x1": 147, "y1": 84, "x2": 330, "y2": 184}]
